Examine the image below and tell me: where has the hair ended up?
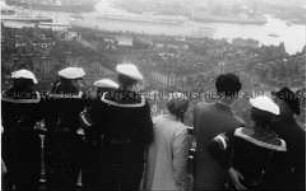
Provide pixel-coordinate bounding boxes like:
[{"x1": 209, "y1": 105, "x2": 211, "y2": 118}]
[
  {"x1": 274, "y1": 88, "x2": 300, "y2": 115},
  {"x1": 215, "y1": 73, "x2": 242, "y2": 97},
  {"x1": 167, "y1": 99, "x2": 189, "y2": 122},
  {"x1": 53, "y1": 78, "x2": 79, "y2": 94},
  {"x1": 8, "y1": 79, "x2": 36, "y2": 99},
  {"x1": 13, "y1": 78, "x2": 34, "y2": 91},
  {"x1": 118, "y1": 74, "x2": 137, "y2": 89}
]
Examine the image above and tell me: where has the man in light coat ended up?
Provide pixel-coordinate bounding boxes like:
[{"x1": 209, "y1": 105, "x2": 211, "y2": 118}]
[
  {"x1": 144, "y1": 92, "x2": 190, "y2": 191},
  {"x1": 193, "y1": 73, "x2": 244, "y2": 190}
]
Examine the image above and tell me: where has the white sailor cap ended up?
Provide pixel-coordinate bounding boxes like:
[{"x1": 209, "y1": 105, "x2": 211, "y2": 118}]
[
  {"x1": 58, "y1": 67, "x2": 86, "y2": 79},
  {"x1": 116, "y1": 63, "x2": 143, "y2": 81},
  {"x1": 93, "y1": 78, "x2": 119, "y2": 89},
  {"x1": 249, "y1": 96, "x2": 280, "y2": 115},
  {"x1": 11, "y1": 69, "x2": 38, "y2": 84}
]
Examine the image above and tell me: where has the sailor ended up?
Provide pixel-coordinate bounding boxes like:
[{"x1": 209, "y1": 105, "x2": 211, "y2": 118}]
[
  {"x1": 272, "y1": 87, "x2": 305, "y2": 190},
  {"x1": 81, "y1": 78, "x2": 119, "y2": 141},
  {"x1": 80, "y1": 78, "x2": 119, "y2": 132},
  {"x1": 81, "y1": 78, "x2": 119, "y2": 191},
  {"x1": 44, "y1": 67, "x2": 87, "y2": 191},
  {"x1": 208, "y1": 96, "x2": 288, "y2": 190},
  {"x1": 88, "y1": 63, "x2": 154, "y2": 190},
  {"x1": 93, "y1": 78, "x2": 119, "y2": 98},
  {"x1": 2, "y1": 69, "x2": 42, "y2": 191}
]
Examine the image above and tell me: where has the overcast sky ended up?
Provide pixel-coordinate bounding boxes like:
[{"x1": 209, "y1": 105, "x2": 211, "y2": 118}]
[
  {"x1": 109, "y1": 0, "x2": 306, "y2": 7},
  {"x1": 1, "y1": 0, "x2": 305, "y2": 8}
]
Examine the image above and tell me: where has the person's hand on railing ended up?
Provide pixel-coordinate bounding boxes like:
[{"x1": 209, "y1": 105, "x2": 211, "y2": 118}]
[{"x1": 228, "y1": 167, "x2": 247, "y2": 190}]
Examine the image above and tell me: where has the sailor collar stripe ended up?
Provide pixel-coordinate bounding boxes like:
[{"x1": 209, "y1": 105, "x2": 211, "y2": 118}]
[
  {"x1": 234, "y1": 127, "x2": 287, "y2": 152},
  {"x1": 214, "y1": 134, "x2": 228, "y2": 150},
  {"x1": 1, "y1": 91, "x2": 41, "y2": 104},
  {"x1": 48, "y1": 91, "x2": 83, "y2": 99},
  {"x1": 101, "y1": 92, "x2": 146, "y2": 108},
  {"x1": 80, "y1": 111, "x2": 92, "y2": 127}
]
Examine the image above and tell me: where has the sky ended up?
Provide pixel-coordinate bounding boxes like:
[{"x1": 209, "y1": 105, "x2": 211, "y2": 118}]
[
  {"x1": 108, "y1": 0, "x2": 306, "y2": 7},
  {"x1": 1, "y1": 0, "x2": 305, "y2": 10}
]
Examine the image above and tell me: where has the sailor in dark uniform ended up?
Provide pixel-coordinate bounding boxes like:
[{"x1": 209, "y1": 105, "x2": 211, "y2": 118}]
[
  {"x1": 80, "y1": 78, "x2": 120, "y2": 136},
  {"x1": 272, "y1": 87, "x2": 305, "y2": 190},
  {"x1": 88, "y1": 63, "x2": 154, "y2": 190},
  {"x1": 2, "y1": 69, "x2": 43, "y2": 191},
  {"x1": 81, "y1": 78, "x2": 119, "y2": 191},
  {"x1": 44, "y1": 67, "x2": 87, "y2": 191},
  {"x1": 208, "y1": 96, "x2": 287, "y2": 190}
]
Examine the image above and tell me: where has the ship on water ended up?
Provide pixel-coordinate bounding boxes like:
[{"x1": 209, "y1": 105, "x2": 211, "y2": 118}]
[
  {"x1": 192, "y1": 13, "x2": 267, "y2": 25},
  {"x1": 1, "y1": 2, "x2": 54, "y2": 28},
  {"x1": 193, "y1": 26, "x2": 216, "y2": 38},
  {"x1": 1, "y1": 14, "x2": 53, "y2": 23},
  {"x1": 6, "y1": 0, "x2": 98, "y2": 13},
  {"x1": 99, "y1": 12, "x2": 187, "y2": 25}
]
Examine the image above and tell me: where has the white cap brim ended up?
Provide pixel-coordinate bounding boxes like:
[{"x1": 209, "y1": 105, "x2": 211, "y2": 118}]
[
  {"x1": 93, "y1": 78, "x2": 119, "y2": 89},
  {"x1": 11, "y1": 69, "x2": 38, "y2": 84},
  {"x1": 116, "y1": 63, "x2": 143, "y2": 81},
  {"x1": 250, "y1": 96, "x2": 280, "y2": 115},
  {"x1": 58, "y1": 67, "x2": 86, "y2": 79}
]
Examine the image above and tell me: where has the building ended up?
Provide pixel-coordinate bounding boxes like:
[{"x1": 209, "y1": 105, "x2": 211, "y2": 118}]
[
  {"x1": 2, "y1": 20, "x2": 36, "y2": 28},
  {"x1": 115, "y1": 36, "x2": 133, "y2": 47},
  {"x1": 151, "y1": 72, "x2": 177, "y2": 88}
]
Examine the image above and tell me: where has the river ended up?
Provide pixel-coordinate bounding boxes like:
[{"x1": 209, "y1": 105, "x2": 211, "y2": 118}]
[{"x1": 74, "y1": 0, "x2": 306, "y2": 55}]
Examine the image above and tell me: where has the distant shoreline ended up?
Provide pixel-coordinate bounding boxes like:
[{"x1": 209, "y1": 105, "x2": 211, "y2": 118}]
[{"x1": 192, "y1": 16, "x2": 266, "y2": 25}]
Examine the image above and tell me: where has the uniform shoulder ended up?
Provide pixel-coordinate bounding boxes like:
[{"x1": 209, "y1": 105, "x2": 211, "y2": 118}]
[
  {"x1": 2, "y1": 90, "x2": 41, "y2": 103},
  {"x1": 101, "y1": 90, "x2": 146, "y2": 108},
  {"x1": 47, "y1": 91, "x2": 84, "y2": 99},
  {"x1": 234, "y1": 127, "x2": 287, "y2": 152}
]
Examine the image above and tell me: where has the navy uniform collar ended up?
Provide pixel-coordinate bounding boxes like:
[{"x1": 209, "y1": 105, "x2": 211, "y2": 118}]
[
  {"x1": 48, "y1": 91, "x2": 83, "y2": 99},
  {"x1": 234, "y1": 127, "x2": 287, "y2": 152},
  {"x1": 1, "y1": 91, "x2": 41, "y2": 104},
  {"x1": 101, "y1": 92, "x2": 145, "y2": 108}
]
